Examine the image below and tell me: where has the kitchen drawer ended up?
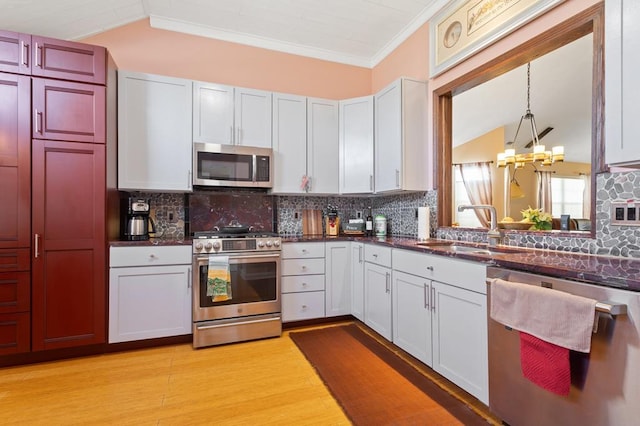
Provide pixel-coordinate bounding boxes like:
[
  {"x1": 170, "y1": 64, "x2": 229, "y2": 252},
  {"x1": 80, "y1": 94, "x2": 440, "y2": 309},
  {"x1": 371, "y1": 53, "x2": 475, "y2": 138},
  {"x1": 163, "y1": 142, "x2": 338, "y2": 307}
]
[
  {"x1": 281, "y1": 274, "x2": 325, "y2": 293},
  {"x1": 0, "y1": 271, "x2": 30, "y2": 313},
  {"x1": 393, "y1": 249, "x2": 486, "y2": 294},
  {"x1": 110, "y1": 245, "x2": 191, "y2": 267},
  {"x1": 282, "y1": 291, "x2": 325, "y2": 322},
  {"x1": 0, "y1": 311, "x2": 30, "y2": 355},
  {"x1": 392, "y1": 249, "x2": 433, "y2": 278},
  {"x1": 282, "y1": 242, "x2": 325, "y2": 259},
  {"x1": 282, "y1": 258, "x2": 325, "y2": 276},
  {"x1": 364, "y1": 244, "x2": 392, "y2": 268},
  {"x1": 0, "y1": 248, "x2": 30, "y2": 272}
]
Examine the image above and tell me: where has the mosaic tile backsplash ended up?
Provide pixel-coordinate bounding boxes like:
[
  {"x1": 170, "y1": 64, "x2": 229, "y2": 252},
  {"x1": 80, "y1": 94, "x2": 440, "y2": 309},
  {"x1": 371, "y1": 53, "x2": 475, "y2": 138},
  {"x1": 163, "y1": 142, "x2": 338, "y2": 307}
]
[{"x1": 129, "y1": 170, "x2": 640, "y2": 258}]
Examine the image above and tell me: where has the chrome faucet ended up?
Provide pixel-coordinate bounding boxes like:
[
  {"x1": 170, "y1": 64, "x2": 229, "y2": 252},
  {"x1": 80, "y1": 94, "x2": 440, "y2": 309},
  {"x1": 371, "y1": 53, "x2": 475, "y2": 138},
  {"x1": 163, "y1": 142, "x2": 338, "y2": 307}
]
[{"x1": 457, "y1": 204, "x2": 503, "y2": 246}]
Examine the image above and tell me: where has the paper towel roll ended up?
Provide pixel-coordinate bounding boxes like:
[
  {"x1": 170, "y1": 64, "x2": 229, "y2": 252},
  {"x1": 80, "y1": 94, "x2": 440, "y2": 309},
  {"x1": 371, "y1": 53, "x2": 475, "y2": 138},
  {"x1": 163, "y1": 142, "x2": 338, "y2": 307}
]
[{"x1": 417, "y1": 207, "x2": 430, "y2": 241}]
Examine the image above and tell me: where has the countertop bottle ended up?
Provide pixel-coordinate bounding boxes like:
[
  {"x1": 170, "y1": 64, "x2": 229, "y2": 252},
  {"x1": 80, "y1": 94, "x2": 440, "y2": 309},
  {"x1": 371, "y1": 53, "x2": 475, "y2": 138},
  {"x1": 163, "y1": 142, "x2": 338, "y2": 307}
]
[{"x1": 365, "y1": 208, "x2": 373, "y2": 236}]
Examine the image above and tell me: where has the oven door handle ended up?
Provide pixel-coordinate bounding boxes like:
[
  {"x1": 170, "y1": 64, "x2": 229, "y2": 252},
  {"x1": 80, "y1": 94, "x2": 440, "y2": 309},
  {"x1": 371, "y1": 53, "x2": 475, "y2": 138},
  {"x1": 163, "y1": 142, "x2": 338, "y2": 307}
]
[
  {"x1": 196, "y1": 316, "x2": 280, "y2": 330},
  {"x1": 196, "y1": 253, "x2": 281, "y2": 263}
]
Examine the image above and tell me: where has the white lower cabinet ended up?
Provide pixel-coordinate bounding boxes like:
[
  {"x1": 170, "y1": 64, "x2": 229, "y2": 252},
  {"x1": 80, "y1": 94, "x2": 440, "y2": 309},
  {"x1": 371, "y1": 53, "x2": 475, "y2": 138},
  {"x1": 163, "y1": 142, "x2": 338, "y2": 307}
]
[
  {"x1": 109, "y1": 246, "x2": 192, "y2": 343},
  {"x1": 392, "y1": 270, "x2": 432, "y2": 366},
  {"x1": 281, "y1": 242, "x2": 325, "y2": 322},
  {"x1": 364, "y1": 245, "x2": 392, "y2": 341},
  {"x1": 432, "y1": 280, "x2": 488, "y2": 405},
  {"x1": 392, "y1": 248, "x2": 488, "y2": 405},
  {"x1": 325, "y1": 242, "x2": 351, "y2": 317},
  {"x1": 350, "y1": 242, "x2": 365, "y2": 321}
]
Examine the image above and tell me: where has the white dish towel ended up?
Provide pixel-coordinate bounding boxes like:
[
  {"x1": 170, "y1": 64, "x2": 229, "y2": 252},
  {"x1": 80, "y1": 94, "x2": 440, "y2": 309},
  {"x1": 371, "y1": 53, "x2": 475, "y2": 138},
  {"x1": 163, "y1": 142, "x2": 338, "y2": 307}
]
[{"x1": 490, "y1": 278, "x2": 597, "y2": 352}]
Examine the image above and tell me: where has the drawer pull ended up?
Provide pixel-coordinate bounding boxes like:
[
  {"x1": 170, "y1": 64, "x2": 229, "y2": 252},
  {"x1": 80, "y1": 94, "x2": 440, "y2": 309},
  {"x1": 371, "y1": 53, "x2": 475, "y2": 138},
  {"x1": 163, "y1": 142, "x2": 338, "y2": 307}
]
[
  {"x1": 426, "y1": 266, "x2": 434, "y2": 271},
  {"x1": 302, "y1": 282, "x2": 307, "y2": 286},
  {"x1": 302, "y1": 304, "x2": 307, "y2": 309}
]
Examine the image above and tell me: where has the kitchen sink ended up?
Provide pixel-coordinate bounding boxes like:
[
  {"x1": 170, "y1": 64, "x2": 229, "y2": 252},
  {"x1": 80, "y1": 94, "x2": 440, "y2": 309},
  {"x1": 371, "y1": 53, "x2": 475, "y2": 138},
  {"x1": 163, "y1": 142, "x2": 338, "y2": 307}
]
[{"x1": 416, "y1": 241, "x2": 527, "y2": 255}]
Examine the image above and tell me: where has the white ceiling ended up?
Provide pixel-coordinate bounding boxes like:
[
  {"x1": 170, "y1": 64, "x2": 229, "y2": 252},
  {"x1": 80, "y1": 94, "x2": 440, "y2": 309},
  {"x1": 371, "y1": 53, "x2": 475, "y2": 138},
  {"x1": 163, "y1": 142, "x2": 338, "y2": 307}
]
[{"x1": 0, "y1": 0, "x2": 449, "y2": 67}]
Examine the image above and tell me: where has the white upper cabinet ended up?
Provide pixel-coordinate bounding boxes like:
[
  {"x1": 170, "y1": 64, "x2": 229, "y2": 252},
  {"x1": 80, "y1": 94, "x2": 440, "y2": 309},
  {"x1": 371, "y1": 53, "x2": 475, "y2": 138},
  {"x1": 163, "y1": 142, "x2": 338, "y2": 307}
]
[
  {"x1": 234, "y1": 88, "x2": 272, "y2": 148},
  {"x1": 272, "y1": 93, "x2": 307, "y2": 194},
  {"x1": 605, "y1": 0, "x2": 640, "y2": 167},
  {"x1": 193, "y1": 81, "x2": 234, "y2": 145},
  {"x1": 374, "y1": 78, "x2": 429, "y2": 193},
  {"x1": 307, "y1": 97, "x2": 339, "y2": 194},
  {"x1": 193, "y1": 82, "x2": 272, "y2": 148},
  {"x1": 118, "y1": 71, "x2": 192, "y2": 192},
  {"x1": 339, "y1": 95, "x2": 374, "y2": 194}
]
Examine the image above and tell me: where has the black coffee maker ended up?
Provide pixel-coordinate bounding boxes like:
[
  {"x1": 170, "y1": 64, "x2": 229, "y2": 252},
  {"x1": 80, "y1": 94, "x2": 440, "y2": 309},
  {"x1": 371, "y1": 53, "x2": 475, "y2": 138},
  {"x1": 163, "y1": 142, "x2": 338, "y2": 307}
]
[{"x1": 122, "y1": 198, "x2": 155, "y2": 240}]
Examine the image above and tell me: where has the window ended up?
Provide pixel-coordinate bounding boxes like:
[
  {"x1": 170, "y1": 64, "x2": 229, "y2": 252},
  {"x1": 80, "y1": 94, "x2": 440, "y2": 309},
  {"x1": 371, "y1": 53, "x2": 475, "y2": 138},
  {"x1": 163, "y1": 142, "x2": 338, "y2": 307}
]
[
  {"x1": 453, "y1": 167, "x2": 482, "y2": 227},
  {"x1": 551, "y1": 177, "x2": 585, "y2": 218}
]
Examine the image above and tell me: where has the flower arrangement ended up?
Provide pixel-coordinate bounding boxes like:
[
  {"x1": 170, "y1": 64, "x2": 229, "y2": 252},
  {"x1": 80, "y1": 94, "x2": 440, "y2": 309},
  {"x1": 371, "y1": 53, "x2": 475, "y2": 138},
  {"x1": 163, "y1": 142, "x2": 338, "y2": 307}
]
[{"x1": 521, "y1": 206, "x2": 553, "y2": 230}]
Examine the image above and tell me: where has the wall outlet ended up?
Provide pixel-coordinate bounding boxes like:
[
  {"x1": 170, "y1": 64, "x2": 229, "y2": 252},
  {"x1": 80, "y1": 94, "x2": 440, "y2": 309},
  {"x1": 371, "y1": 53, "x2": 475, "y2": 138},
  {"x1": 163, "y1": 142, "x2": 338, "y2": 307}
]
[
  {"x1": 356, "y1": 210, "x2": 363, "y2": 219},
  {"x1": 611, "y1": 201, "x2": 640, "y2": 226}
]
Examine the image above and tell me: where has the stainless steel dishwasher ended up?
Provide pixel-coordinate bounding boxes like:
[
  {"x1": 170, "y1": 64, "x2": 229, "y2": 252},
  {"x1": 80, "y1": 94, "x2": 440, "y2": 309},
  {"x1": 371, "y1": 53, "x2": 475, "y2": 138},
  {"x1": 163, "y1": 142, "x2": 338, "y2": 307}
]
[{"x1": 486, "y1": 266, "x2": 638, "y2": 426}]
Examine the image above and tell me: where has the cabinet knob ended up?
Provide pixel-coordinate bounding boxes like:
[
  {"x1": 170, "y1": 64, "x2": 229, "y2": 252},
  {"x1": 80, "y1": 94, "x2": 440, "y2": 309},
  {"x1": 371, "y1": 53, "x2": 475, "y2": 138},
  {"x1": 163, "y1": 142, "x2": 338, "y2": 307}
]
[
  {"x1": 426, "y1": 266, "x2": 434, "y2": 271},
  {"x1": 302, "y1": 305, "x2": 307, "y2": 309}
]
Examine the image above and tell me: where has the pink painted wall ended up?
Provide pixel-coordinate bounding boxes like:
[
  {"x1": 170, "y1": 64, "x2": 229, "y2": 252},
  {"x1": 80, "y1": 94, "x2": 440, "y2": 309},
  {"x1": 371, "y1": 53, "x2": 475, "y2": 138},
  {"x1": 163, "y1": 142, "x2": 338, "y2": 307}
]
[
  {"x1": 82, "y1": 0, "x2": 598, "y2": 103},
  {"x1": 371, "y1": 22, "x2": 430, "y2": 93},
  {"x1": 82, "y1": 19, "x2": 371, "y2": 100}
]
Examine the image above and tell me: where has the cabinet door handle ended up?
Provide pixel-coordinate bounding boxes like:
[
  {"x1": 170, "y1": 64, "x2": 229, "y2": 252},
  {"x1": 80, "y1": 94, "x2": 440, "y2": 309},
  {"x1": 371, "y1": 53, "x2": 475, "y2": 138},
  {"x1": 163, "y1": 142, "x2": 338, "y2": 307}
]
[
  {"x1": 188, "y1": 267, "x2": 192, "y2": 289},
  {"x1": 34, "y1": 109, "x2": 42, "y2": 134},
  {"x1": 229, "y1": 125, "x2": 234, "y2": 144},
  {"x1": 188, "y1": 170, "x2": 192, "y2": 189},
  {"x1": 431, "y1": 286, "x2": 436, "y2": 312},
  {"x1": 369, "y1": 174, "x2": 373, "y2": 191},
  {"x1": 34, "y1": 234, "x2": 40, "y2": 258},
  {"x1": 424, "y1": 283, "x2": 429, "y2": 309},
  {"x1": 395, "y1": 169, "x2": 400, "y2": 187},
  {"x1": 385, "y1": 272, "x2": 390, "y2": 293},
  {"x1": 35, "y1": 42, "x2": 42, "y2": 67},
  {"x1": 359, "y1": 246, "x2": 363, "y2": 263},
  {"x1": 21, "y1": 41, "x2": 29, "y2": 66},
  {"x1": 237, "y1": 127, "x2": 241, "y2": 145}
]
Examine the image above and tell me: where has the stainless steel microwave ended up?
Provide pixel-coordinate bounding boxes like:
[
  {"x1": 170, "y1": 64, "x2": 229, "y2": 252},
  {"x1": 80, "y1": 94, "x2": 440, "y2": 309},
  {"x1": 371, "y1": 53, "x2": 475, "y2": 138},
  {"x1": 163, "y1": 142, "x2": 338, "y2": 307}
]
[{"x1": 193, "y1": 143, "x2": 272, "y2": 188}]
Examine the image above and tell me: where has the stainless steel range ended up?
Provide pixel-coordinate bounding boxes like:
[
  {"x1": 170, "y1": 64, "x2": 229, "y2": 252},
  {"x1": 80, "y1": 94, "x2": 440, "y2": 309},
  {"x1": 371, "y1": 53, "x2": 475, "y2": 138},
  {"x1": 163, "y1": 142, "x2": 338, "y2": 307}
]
[{"x1": 192, "y1": 231, "x2": 282, "y2": 348}]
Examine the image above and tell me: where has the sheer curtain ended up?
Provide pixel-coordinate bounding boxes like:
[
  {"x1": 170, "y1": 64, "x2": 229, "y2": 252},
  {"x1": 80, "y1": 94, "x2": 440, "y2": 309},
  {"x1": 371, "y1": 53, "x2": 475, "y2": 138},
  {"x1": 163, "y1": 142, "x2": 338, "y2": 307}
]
[
  {"x1": 456, "y1": 162, "x2": 493, "y2": 227},
  {"x1": 581, "y1": 173, "x2": 591, "y2": 218},
  {"x1": 537, "y1": 171, "x2": 553, "y2": 213}
]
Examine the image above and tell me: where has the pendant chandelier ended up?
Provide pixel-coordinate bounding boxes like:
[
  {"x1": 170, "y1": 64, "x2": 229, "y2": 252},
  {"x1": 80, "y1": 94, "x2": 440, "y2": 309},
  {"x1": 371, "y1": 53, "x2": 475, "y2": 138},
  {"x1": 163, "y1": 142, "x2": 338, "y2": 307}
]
[{"x1": 497, "y1": 63, "x2": 564, "y2": 168}]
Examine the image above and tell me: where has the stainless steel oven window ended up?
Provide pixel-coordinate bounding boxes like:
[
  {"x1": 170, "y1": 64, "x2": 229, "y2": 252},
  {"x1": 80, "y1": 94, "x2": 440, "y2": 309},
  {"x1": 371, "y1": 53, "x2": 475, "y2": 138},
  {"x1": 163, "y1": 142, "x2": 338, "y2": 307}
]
[{"x1": 193, "y1": 253, "x2": 280, "y2": 321}]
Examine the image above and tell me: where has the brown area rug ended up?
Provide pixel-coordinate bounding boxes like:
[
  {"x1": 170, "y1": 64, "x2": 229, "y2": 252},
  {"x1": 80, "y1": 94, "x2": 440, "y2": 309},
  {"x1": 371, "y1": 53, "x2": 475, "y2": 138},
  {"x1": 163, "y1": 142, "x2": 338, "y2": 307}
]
[{"x1": 290, "y1": 324, "x2": 487, "y2": 425}]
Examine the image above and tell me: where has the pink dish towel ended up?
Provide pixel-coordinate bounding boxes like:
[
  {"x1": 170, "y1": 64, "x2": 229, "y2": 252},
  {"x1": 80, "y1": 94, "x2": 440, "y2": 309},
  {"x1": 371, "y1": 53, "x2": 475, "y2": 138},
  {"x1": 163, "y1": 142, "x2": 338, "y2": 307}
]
[{"x1": 520, "y1": 332, "x2": 571, "y2": 396}]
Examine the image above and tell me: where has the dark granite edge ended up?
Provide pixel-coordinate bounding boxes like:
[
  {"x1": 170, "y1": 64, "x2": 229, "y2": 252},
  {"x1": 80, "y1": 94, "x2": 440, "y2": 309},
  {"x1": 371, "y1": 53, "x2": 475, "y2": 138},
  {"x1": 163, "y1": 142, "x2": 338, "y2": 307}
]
[{"x1": 283, "y1": 235, "x2": 640, "y2": 292}]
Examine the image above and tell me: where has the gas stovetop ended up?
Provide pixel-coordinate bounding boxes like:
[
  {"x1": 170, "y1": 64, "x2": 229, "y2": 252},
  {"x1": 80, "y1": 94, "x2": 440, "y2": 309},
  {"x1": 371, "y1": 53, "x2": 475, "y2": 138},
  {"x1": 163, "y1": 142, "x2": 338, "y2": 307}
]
[{"x1": 192, "y1": 231, "x2": 281, "y2": 254}]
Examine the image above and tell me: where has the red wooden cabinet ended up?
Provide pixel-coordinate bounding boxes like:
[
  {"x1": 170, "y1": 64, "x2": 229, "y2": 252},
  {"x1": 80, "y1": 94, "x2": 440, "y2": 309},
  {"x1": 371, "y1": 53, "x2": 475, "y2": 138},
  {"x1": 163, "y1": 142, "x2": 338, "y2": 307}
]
[
  {"x1": 31, "y1": 140, "x2": 106, "y2": 351},
  {"x1": 0, "y1": 248, "x2": 31, "y2": 355},
  {"x1": 31, "y1": 36, "x2": 106, "y2": 85},
  {"x1": 0, "y1": 73, "x2": 31, "y2": 249},
  {"x1": 32, "y1": 78, "x2": 106, "y2": 143},
  {"x1": 0, "y1": 30, "x2": 31, "y2": 75},
  {"x1": 0, "y1": 32, "x2": 105, "y2": 84}
]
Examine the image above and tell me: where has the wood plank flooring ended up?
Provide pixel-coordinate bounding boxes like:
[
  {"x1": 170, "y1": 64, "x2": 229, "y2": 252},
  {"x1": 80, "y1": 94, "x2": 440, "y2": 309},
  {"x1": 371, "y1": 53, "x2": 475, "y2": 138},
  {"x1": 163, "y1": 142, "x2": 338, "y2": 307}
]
[{"x1": 0, "y1": 322, "x2": 498, "y2": 425}]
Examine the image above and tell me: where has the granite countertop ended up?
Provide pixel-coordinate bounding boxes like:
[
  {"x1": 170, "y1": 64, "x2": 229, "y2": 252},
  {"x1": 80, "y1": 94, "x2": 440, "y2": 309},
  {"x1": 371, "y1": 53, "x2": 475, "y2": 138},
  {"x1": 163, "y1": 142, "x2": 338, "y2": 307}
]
[
  {"x1": 109, "y1": 235, "x2": 640, "y2": 292},
  {"x1": 283, "y1": 235, "x2": 640, "y2": 292},
  {"x1": 110, "y1": 238, "x2": 192, "y2": 247}
]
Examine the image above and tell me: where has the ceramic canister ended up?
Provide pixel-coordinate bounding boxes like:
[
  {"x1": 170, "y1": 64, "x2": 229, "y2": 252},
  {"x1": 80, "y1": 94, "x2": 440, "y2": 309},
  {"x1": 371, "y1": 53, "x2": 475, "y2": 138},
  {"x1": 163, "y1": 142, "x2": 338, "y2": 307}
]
[{"x1": 374, "y1": 215, "x2": 386, "y2": 237}]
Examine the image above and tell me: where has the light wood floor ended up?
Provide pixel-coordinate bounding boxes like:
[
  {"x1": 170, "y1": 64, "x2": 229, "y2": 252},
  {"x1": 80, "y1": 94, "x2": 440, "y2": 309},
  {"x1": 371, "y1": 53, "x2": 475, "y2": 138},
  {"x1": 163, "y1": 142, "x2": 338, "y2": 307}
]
[{"x1": 0, "y1": 322, "x2": 498, "y2": 425}]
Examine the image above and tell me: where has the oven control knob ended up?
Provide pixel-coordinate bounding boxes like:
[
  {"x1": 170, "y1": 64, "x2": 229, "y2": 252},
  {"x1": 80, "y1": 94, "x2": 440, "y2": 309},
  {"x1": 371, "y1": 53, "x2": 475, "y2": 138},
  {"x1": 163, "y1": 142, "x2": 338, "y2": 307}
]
[
  {"x1": 195, "y1": 242, "x2": 204, "y2": 251},
  {"x1": 258, "y1": 241, "x2": 265, "y2": 248},
  {"x1": 212, "y1": 241, "x2": 221, "y2": 250},
  {"x1": 204, "y1": 242, "x2": 213, "y2": 251},
  {"x1": 273, "y1": 240, "x2": 280, "y2": 247},
  {"x1": 266, "y1": 240, "x2": 273, "y2": 248}
]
